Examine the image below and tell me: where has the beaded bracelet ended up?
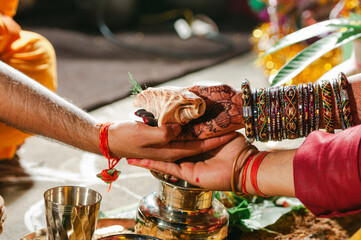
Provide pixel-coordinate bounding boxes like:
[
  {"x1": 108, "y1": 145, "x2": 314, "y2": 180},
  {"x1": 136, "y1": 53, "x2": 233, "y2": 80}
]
[
  {"x1": 284, "y1": 85, "x2": 298, "y2": 139},
  {"x1": 319, "y1": 80, "x2": 334, "y2": 133},
  {"x1": 337, "y1": 72, "x2": 353, "y2": 128},
  {"x1": 241, "y1": 80, "x2": 255, "y2": 142}
]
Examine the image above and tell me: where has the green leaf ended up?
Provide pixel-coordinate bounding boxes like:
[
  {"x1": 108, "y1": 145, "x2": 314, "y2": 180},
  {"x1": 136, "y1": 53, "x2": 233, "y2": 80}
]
[
  {"x1": 129, "y1": 72, "x2": 143, "y2": 95},
  {"x1": 350, "y1": 13, "x2": 361, "y2": 21},
  {"x1": 271, "y1": 28, "x2": 361, "y2": 86},
  {"x1": 262, "y1": 18, "x2": 351, "y2": 57},
  {"x1": 241, "y1": 200, "x2": 293, "y2": 230}
]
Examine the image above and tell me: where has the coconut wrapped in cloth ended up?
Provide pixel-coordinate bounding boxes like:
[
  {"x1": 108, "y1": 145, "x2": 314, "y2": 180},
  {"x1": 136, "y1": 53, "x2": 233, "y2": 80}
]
[{"x1": 133, "y1": 86, "x2": 206, "y2": 126}]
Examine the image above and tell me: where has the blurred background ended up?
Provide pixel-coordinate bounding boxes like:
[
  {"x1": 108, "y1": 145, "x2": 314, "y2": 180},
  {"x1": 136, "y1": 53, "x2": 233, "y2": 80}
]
[{"x1": 14, "y1": 0, "x2": 259, "y2": 110}]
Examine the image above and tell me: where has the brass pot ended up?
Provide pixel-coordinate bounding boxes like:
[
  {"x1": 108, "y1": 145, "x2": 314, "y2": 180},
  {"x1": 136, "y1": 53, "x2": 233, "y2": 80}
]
[{"x1": 135, "y1": 172, "x2": 228, "y2": 239}]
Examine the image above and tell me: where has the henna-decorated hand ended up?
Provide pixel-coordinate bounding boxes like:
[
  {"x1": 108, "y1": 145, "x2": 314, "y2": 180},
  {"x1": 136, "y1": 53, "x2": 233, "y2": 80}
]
[
  {"x1": 134, "y1": 83, "x2": 244, "y2": 140},
  {"x1": 179, "y1": 83, "x2": 244, "y2": 139}
]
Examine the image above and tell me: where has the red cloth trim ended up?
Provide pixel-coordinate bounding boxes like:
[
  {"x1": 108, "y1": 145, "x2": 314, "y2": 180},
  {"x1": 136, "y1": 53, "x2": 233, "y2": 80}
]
[{"x1": 294, "y1": 125, "x2": 361, "y2": 217}]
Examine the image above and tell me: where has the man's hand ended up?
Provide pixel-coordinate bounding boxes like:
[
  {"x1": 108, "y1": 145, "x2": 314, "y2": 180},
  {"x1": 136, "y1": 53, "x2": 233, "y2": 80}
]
[
  {"x1": 127, "y1": 133, "x2": 250, "y2": 190},
  {"x1": 108, "y1": 121, "x2": 236, "y2": 162}
]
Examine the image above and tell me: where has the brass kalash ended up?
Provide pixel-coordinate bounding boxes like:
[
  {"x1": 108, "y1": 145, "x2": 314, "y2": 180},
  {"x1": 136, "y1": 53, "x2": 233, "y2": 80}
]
[{"x1": 135, "y1": 171, "x2": 229, "y2": 239}]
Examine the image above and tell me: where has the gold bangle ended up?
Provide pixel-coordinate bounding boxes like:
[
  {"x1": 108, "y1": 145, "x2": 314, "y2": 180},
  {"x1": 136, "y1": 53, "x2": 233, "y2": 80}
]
[{"x1": 231, "y1": 144, "x2": 256, "y2": 196}]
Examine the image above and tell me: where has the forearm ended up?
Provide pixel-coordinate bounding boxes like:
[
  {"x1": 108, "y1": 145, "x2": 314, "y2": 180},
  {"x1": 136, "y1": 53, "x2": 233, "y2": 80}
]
[
  {"x1": 0, "y1": 61, "x2": 101, "y2": 155},
  {"x1": 239, "y1": 149, "x2": 297, "y2": 197}
]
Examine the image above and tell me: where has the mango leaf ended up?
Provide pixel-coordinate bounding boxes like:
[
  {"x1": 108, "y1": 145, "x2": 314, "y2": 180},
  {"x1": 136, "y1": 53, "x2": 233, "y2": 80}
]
[
  {"x1": 271, "y1": 29, "x2": 361, "y2": 86},
  {"x1": 261, "y1": 18, "x2": 351, "y2": 57}
]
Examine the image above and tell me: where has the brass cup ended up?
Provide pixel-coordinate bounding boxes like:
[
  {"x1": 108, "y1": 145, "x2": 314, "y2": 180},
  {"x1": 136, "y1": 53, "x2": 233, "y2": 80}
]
[{"x1": 44, "y1": 186, "x2": 102, "y2": 240}]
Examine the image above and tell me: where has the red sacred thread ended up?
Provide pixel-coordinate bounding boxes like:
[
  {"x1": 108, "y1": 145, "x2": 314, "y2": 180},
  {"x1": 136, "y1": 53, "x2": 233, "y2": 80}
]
[
  {"x1": 241, "y1": 152, "x2": 257, "y2": 195},
  {"x1": 96, "y1": 122, "x2": 121, "y2": 192},
  {"x1": 250, "y1": 151, "x2": 270, "y2": 197}
]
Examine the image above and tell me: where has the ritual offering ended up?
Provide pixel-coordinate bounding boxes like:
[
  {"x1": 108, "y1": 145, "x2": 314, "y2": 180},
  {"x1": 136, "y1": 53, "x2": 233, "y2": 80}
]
[
  {"x1": 135, "y1": 171, "x2": 229, "y2": 240},
  {"x1": 133, "y1": 86, "x2": 206, "y2": 126}
]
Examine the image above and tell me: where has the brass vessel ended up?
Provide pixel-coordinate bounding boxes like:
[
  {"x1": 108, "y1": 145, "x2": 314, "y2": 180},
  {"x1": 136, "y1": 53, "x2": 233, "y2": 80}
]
[{"x1": 135, "y1": 172, "x2": 229, "y2": 239}]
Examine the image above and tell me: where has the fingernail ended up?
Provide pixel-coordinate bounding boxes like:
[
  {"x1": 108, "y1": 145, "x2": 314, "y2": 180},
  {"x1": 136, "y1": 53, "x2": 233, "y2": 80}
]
[{"x1": 127, "y1": 159, "x2": 137, "y2": 164}]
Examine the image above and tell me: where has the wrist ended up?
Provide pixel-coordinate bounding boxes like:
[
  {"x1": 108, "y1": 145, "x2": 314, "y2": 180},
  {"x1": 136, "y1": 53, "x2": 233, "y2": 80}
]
[{"x1": 232, "y1": 145, "x2": 258, "y2": 195}]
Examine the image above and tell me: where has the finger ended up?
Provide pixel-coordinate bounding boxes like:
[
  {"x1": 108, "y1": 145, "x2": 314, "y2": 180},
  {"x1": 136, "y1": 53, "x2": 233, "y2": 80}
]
[
  {"x1": 135, "y1": 109, "x2": 157, "y2": 126},
  {"x1": 127, "y1": 159, "x2": 183, "y2": 178},
  {"x1": 162, "y1": 132, "x2": 237, "y2": 161},
  {"x1": 139, "y1": 123, "x2": 182, "y2": 146}
]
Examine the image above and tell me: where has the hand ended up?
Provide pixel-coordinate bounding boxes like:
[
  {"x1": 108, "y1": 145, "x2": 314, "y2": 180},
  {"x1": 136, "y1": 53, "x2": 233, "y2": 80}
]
[
  {"x1": 108, "y1": 121, "x2": 237, "y2": 162},
  {"x1": 179, "y1": 84, "x2": 244, "y2": 140},
  {"x1": 127, "y1": 133, "x2": 250, "y2": 190}
]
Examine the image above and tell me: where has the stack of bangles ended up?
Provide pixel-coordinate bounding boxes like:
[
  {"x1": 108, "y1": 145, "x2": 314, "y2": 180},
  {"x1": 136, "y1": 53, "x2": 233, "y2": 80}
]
[
  {"x1": 233, "y1": 72, "x2": 354, "y2": 197},
  {"x1": 240, "y1": 72, "x2": 354, "y2": 142}
]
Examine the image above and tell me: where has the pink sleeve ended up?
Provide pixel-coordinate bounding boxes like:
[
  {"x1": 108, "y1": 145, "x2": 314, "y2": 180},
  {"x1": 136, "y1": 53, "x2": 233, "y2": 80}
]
[{"x1": 294, "y1": 125, "x2": 361, "y2": 218}]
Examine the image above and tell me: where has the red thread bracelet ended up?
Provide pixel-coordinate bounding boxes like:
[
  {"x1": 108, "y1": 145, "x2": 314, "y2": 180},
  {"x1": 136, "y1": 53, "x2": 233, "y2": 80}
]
[
  {"x1": 250, "y1": 151, "x2": 270, "y2": 197},
  {"x1": 241, "y1": 152, "x2": 257, "y2": 195},
  {"x1": 96, "y1": 122, "x2": 121, "y2": 192}
]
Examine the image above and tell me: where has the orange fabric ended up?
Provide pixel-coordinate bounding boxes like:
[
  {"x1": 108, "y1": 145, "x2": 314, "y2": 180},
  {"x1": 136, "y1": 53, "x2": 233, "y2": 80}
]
[
  {"x1": 0, "y1": 0, "x2": 18, "y2": 17},
  {"x1": 0, "y1": 1, "x2": 57, "y2": 159}
]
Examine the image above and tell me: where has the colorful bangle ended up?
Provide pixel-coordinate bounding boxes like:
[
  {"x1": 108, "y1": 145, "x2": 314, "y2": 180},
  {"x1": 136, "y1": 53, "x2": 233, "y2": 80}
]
[
  {"x1": 308, "y1": 82, "x2": 315, "y2": 133},
  {"x1": 269, "y1": 87, "x2": 281, "y2": 141},
  {"x1": 319, "y1": 80, "x2": 334, "y2": 133},
  {"x1": 303, "y1": 83, "x2": 310, "y2": 136},
  {"x1": 284, "y1": 85, "x2": 298, "y2": 139},
  {"x1": 256, "y1": 88, "x2": 269, "y2": 142},
  {"x1": 279, "y1": 86, "x2": 286, "y2": 140},
  {"x1": 337, "y1": 72, "x2": 353, "y2": 128},
  {"x1": 265, "y1": 88, "x2": 272, "y2": 141},
  {"x1": 252, "y1": 88, "x2": 259, "y2": 142},
  {"x1": 331, "y1": 77, "x2": 345, "y2": 129},
  {"x1": 96, "y1": 122, "x2": 121, "y2": 192},
  {"x1": 241, "y1": 80, "x2": 255, "y2": 142},
  {"x1": 314, "y1": 82, "x2": 321, "y2": 130},
  {"x1": 297, "y1": 84, "x2": 304, "y2": 137},
  {"x1": 250, "y1": 151, "x2": 270, "y2": 197}
]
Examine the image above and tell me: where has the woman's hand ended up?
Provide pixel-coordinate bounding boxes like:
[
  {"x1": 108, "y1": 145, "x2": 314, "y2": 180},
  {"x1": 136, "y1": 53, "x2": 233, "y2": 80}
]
[
  {"x1": 127, "y1": 133, "x2": 250, "y2": 190},
  {"x1": 108, "y1": 121, "x2": 237, "y2": 162},
  {"x1": 179, "y1": 84, "x2": 244, "y2": 140}
]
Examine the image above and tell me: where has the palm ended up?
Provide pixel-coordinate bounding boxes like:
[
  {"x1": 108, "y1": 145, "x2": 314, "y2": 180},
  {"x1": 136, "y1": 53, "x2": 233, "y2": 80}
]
[
  {"x1": 178, "y1": 84, "x2": 244, "y2": 140},
  {"x1": 127, "y1": 134, "x2": 249, "y2": 191}
]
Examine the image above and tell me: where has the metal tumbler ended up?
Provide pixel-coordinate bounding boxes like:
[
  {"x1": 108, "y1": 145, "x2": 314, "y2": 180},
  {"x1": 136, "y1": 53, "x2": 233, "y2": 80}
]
[{"x1": 44, "y1": 186, "x2": 102, "y2": 240}]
